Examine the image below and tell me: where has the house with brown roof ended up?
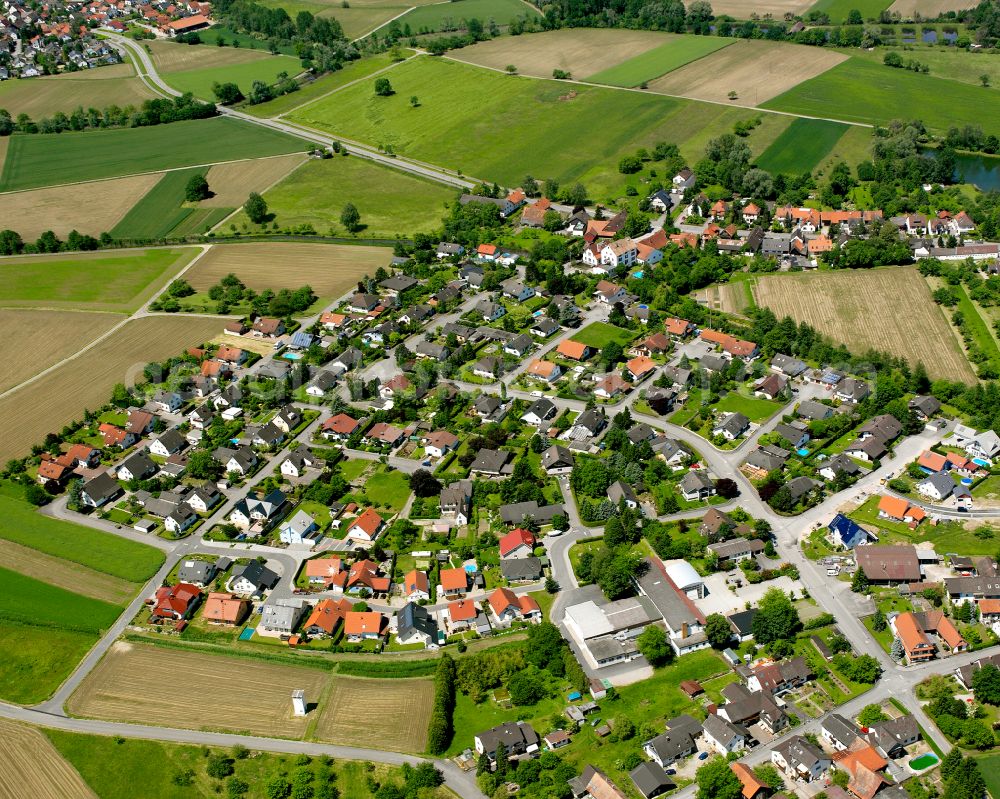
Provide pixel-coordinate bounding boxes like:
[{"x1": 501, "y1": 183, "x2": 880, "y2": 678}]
[
  {"x1": 891, "y1": 610, "x2": 966, "y2": 663},
  {"x1": 488, "y1": 587, "x2": 541, "y2": 626},
  {"x1": 304, "y1": 598, "x2": 351, "y2": 637},
  {"x1": 527, "y1": 359, "x2": 561, "y2": 382},
  {"x1": 346, "y1": 508, "x2": 386, "y2": 542},
  {"x1": 594, "y1": 374, "x2": 632, "y2": 399},
  {"x1": 322, "y1": 413, "x2": 361, "y2": 441},
  {"x1": 732, "y1": 763, "x2": 769, "y2": 799},
  {"x1": 202, "y1": 592, "x2": 249, "y2": 626},
  {"x1": 665, "y1": 318, "x2": 694, "y2": 339},
  {"x1": 422, "y1": 430, "x2": 459, "y2": 458},
  {"x1": 855, "y1": 544, "x2": 921, "y2": 585},
  {"x1": 252, "y1": 317, "x2": 284, "y2": 338},
  {"x1": 363, "y1": 422, "x2": 404, "y2": 448},
  {"x1": 344, "y1": 610, "x2": 386, "y2": 642}
]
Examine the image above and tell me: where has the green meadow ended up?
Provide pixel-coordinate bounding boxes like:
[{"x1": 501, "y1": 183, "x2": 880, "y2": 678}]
[
  {"x1": 0, "y1": 492, "x2": 164, "y2": 581},
  {"x1": 587, "y1": 36, "x2": 733, "y2": 87},
  {"x1": 0, "y1": 620, "x2": 99, "y2": 703},
  {"x1": 162, "y1": 54, "x2": 302, "y2": 101},
  {"x1": 0, "y1": 566, "x2": 122, "y2": 631},
  {"x1": 396, "y1": 0, "x2": 541, "y2": 33},
  {"x1": 805, "y1": 0, "x2": 893, "y2": 23},
  {"x1": 755, "y1": 117, "x2": 851, "y2": 175},
  {"x1": 111, "y1": 167, "x2": 220, "y2": 239},
  {"x1": 0, "y1": 248, "x2": 196, "y2": 312},
  {"x1": 227, "y1": 155, "x2": 455, "y2": 236},
  {"x1": 0, "y1": 116, "x2": 304, "y2": 191},
  {"x1": 763, "y1": 57, "x2": 1000, "y2": 134}
]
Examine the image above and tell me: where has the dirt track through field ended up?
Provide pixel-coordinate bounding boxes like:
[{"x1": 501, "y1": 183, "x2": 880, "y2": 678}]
[
  {"x1": 0, "y1": 310, "x2": 123, "y2": 394},
  {"x1": 69, "y1": 642, "x2": 329, "y2": 738},
  {"x1": 647, "y1": 40, "x2": 847, "y2": 105},
  {"x1": 185, "y1": 242, "x2": 393, "y2": 299},
  {"x1": 0, "y1": 719, "x2": 97, "y2": 799},
  {"x1": 0, "y1": 315, "x2": 224, "y2": 462},
  {"x1": 752, "y1": 267, "x2": 976, "y2": 382},
  {"x1": 2, "y1": 174, "x2": 161, "y2": 239},
  {"x1": 202, "y1": 154, "x2": 306, "y2": 207},
  {"x1": 456, "y1": 29, "x2": 673, "y2": 80},
  {"x1": 0, "y1": 540, "x2": 137, "y2": 605},
  {"x1": 314, "y1": 675, "x2": 434, "y2": 752}
]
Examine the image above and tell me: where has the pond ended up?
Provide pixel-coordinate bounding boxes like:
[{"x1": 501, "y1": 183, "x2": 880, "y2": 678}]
[
  {"x1": 954, "y1": 152, "x2": 1000, "y2": 191},
  {"x1": 909, "y1": 753, "x2": 939, "y2": 770}
]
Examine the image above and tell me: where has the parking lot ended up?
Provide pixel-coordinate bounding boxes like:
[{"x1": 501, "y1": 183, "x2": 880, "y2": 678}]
[{"x1": 698, "y1": 573, "x2": 806, "y2": 618}]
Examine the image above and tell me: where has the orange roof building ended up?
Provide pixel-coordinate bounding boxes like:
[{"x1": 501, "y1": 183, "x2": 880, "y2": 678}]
[
  {"x1": 447, "y1": 599, "x2": 478, "y2": 627},
  {"x1": 527, "y1": 360, "x2": 560, "y2": 380},
  {"x1": 346, "y1": 507, "x2": 385, "y2": 541},
  {"x1": 626, "y1": 355, "x2": 656, "y2": 380},
  {"x1": 202, "y1": 592, "x2": 249, "y2": 625},
  {"x1": 917, "y1": 451, "x2": 947, "y2": 472},
  {"x1": 344, "y1": 611, "x2": 386, "y2": 639},
  {"x1": 304, "y1": 598, "x2": 351, "y2": 636},
  {"x1": 305, "y1": 557, "x2": 342, "y2": 584},
  {"x1": 557, "y1": 340, "x2": 590, "y2": 360},
  {"x1": 439, "y1": 567, "x2": 468, "y2": 595},
  {"x1": 731, "y1": 763, "x2": 768, "y2": 799}
]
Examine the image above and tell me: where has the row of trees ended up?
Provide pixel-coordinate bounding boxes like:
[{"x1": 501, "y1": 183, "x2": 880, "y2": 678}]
[
  {"x1": 0, "y1": 94, "x2": 215, "y2": 137},
  {"x1": 426, "y1": 654, "x2": 456, "y2": 754}
]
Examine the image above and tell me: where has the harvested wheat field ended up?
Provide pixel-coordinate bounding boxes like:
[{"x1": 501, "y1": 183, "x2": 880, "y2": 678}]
[
  {"x1": 146, "y1": 40, "x2": 280, "y2": 73},
  {"x1": 187, "y1": 242, "x2": 393, "y2": 300},
  {"x1": 0, "y1": 66, "x2": 155, "y2": 118},
  {"x1": 752, "y1": 267, "x2": 976, "y2": 382},
  {"x1": 0, "y1": 315, "x2": 223, "y2": 461},
  {"x1": 0, "y1": 540, "x2": 137, "y2": 605},
  {"x1": 0, "y1": 719, "x2": 97, "y2": 799},
  {"x1": 648, "y1": 40, "x2": 847, "y2": 105},
  {"x1": 888, "y1": 0, "x2": 971, "y2": 15},
  {"x1": 711, "y1": 0, "x2": 815, "y2": 14},
  {"x1": 0, "y1": 310, "x2": 122, "y2": 394},
  {"x1": 315, "y1": 676, "x2": 434, "y2": 753},
  {"x1": 201, "y1": 153, "x2": 306, "y2": 208},
  {"x1": 456, "y1": 29, "x2": 672, "y2": 79},
  {"x1": 69, "y1": 642, "x2": 329, "y2": 738},
  {"x1": 2, "y1": 173, "x2": 161, "y2": 239}
]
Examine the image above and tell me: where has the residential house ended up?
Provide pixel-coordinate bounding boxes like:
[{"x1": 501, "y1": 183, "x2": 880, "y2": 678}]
[
  {"x1": 557, "y1": 340, "x2": 592, "y2": 361},
  {"x1": 626, "y1": 356, "x2": 657, "y2": 383},
  {"x1": 797, "y1": 400, "x2": 833, "y2": 421},
  {"x1": 364, "y1": 423, "x2": 405, "y2": 449},
  {"x1": 165, "y1": 504, "x2": 198, "y2": 535},
  {"x1": 855, "y1": 544, "x2": 921, "y2": 585},
  {"x1": 278, "y1": 510, "x2": 320, "y2": 545},
  {"x1": 229, "y1": 561, "x2": 280, "y2": 596},
  {"x1": 819, "y1": 454, "x2": 861, "y2": 482},
  {"x1": 527, "y1": 360, "x2": 562, "y2": 383},
  {"x1": 821, "y1": 714, "x2": 862, "y2": 751},
  {"x1": 499, "y1": 528, "x2": 536, "y2": 559},
  {"x1": 531, "y1": 317, "x2": 561, "y2": 338},
  {"x1": 396, "y1": 601, "x2": 439, "y2": 647},
  {"x1": 828, "y1": 514, "x2": 875, "y2": 549},
  {"x1": 714, "y1": 412, "x2": 750, "y2": 441},
  {"x1": 892, "y1": 610, "x2": 966, "y2": 663},
  {"x1": 402, "y1": 570, "x2": 431, "y2": 601},
  {"x1": 80, "y1": 472, "x2": 123, "y2": 508},
  {"x1": 473, "y1": 721, "x2": 539, "y2": 761},
  {"x1": 252, "y1": 317, "x2": 284, "y2": 338},
  {"x1": 202, "y1": 592, "x2": 249, "y2": 626},
  {"x1": 152, "y1": 583, "x2": 202, "y2": 620},
  {"x1": 116, "y1": 451, "x2": 157, "y2": 482},
  {"x1": 260, "y1": 598, "x2": 309, "y2": 635},
  {"x1": 771, "y1": 736, "x2": 830, "y2": 782},
  {"x1": 473, "y1": 357, "x2": 502, "y2": 380},
  {"x1": 500, "y1": 557, "x2": 543, "y2": 582},
  {"x1": 707, "y1": 537, "x2": 766, "y2": 566},
  {"x1": 422, "y1": 430, "x2": 459, "y2": 458},
  {"x1": 630, "y1": 762, "x2": 675, "y2": 799},
  {"x1": 747, "y1": 657, "x2": 811, "y2": 695},
  {"x1": 440, "y1": 480, "x2": 473, "y2": 525},
  {"x1": 644, "y1": 714, "x2": 702, "y2": 767},
  {"x1": 594, "y1": 374, "x2": 631, "y2": 399},
  {"x1": 344, "y1": 611, "x2": 387, "y2": 642},
  {"x1": 470, "y1": 449, "x2": 514, "y2": 478},
  {"x1": 177, "y1": 559, "x2": 218, "y2": 587},
  {"x1": 488, "y1": 587, "x2": 542, "y2": 626},
  {"x1": 867, "y1": 715, "x2": 921, "y2": 759},
  {"x1": 522, "y1": 398, "x2": 557, "y2": 426},
  {"x1": 304, "y1": 598, "x2": 351, "y2": 638},
  {"x1": 836, "y1": 377, "x2": 871, "y2": 404},
  {"x1": 345, "y1": 507, "x2": 385, "y2": 542},
  {"x1": 439, "y1": 567, "x2": 468, "y2": 598},
  {"x1": 228, "y1": 489, "x2": 286, "y2": 531},
  {"x1": 680, "y1": 470, "x2": 715, "y2": 502},
  {"x1": 542, "y1": 444, "x2": 575, "y2": 475},
  {"x1": 876, "y1": 496, "x2": 926, "y2": 527},
  {"x1": 702, "y1": 714, "x2": 746, "y2": 756},
  {"x1": 446, "y1": 598, "x2": 478, "y2": 633},
  {"x1": 731, "y1": 763, "x2": 769, "y2": 799}
]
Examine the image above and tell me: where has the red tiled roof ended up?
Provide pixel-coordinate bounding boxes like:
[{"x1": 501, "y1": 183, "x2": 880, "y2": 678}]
[
  {"x1": 498, "y1": 528, "x2": 535, "y2": 558},
  {"x1": 439, "y1": 567, "x2": 468, "y2": 592}
]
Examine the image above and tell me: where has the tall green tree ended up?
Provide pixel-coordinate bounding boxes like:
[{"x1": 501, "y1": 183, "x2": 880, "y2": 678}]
[
  {"x1": 341, "y1": 202, "x2": 361, "y2": 232},
  {"x1": 696, "y1": 757, "x2": 743, "y2": 799},
  {"x1": 244, "y1": 192, "x2": 268, "y2": 224},
  {"x1": 751, "y1": 588, "x2": 801, "y2": 645}
]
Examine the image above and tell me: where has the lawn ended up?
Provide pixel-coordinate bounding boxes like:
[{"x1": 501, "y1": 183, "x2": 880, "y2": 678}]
[
  {"x1": 713, "y1": 390, "x2": 783, "y2": 423},
  {"x1": 111, "y1": 167, "x2": 211, "y2": 240},
  {"x1": 570, "y1": 321, "x2": 636, "y2": 349},
  {"x1": 849, "y1": 495, "x2": 1000, "y2": 555},
  {"x1": 0, "y1": 247, "x2": 196, "y2": 313},
  {"x1": 951, "y1": 283, "x2": 1000, "y2": 376},
  {"x1": 754, "y1": 117, "x2": 851, "y2": 175},
  {"x1": 288, "y1": 55, "x2": 706, "y2": 196},
  {"x1": 247, "y1": 52, "x2": 409, "y2": 117},
  {"x1": 0, "y1": 65, "x2": 156, "y2": 118},
  {"x1": 763, "y1": 57, "x2": 1000, "y2": 134},
  {"x1": 0, "y1": 566, "x2": 122, "y2": 631},
  {"x1": 0, "y1": 492, "x2": 164, "y2": 581},
  {"x1": 805, "y1": 0, "x2": 893, "y2": 22},
  {"x1": 0, "y1": 619, "x2": 98, "y2": 704},
  {"x1": 225, "y1": 154, "x2": 455, "y2": 237},
  {"x1": 973, "y1": 475, "x2": 1000, "y2": 500},
  {"x1": 362, "y1": 468, "x2": 412, "y2": 512},
  {"x1": 977, "y1": 752, "x2": 1000, "y2": 799},
  {"x1": 162, "y1": 53, "x2": 301, "y2": 101},
  {"x1": 396, "y1": 0, "x2": 541, "y2": 33},
  {"x1": 0, "y1": 116, "x2": 305, "y2": 191},
  {"x1": 46, "y1": 729, "x2": 454, "y2": 799},
  {"x1": 587, "y1": 36, "x2": 734, "y2": 87}
]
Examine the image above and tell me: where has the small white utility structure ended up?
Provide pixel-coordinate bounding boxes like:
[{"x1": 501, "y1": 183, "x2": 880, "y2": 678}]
[{"x1": 292, "y1": 689, "x2": 307, "y2": 716}]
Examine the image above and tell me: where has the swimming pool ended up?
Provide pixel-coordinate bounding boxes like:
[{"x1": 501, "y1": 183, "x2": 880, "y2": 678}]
[
  {"x1": 282, "y1": 352, "x2": 304, "y2": 361},
  {"x1": 909, "y1": 754, "x2": 938, "y2": 770},
  {"x1": 633, "y1": 271, "x2": 645, "y2": 279},
  {"x1": 973, "y1": 457, "x2": 990, "y2": 467},
  {"x1": 238, "y1": 627, "x2": 255, "y2": 641},
  {"x1": 797, "y1": 448, "x2": 810, "y2": 457}
]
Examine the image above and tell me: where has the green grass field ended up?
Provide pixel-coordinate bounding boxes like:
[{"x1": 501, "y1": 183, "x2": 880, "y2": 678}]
[
  {"x1": 571, "y1": 322, "x2": 636, "y2": 349},
  {"x1": 952, "y1": 283, "x2": 1000, "y2": 375},
  {"x1": 0, "y1": 620, "x2": 98, "y2": 703},
  {"x1": 849, "y1": 46, "x2": 1000, "y2": 90},
  {"x1": 196, "y1": 26, "x2": 297, "y2": 55},
  {"x1": 763, "y1": 57, "x2": 1000, "y2": 134},
  {"x1": 362, "y1": 468, "x2": 412, "y2": 512},
  {"x1": 754, "y1": 117, "x2": 851, "y2": 175},
  {"x1": 0, "y1": 493, "x2": 163, "y2": 581},
  {"x1": 0, "y1": 117, "x2": 304, "y2": 191},
  {"x1": 46, "y1": 730, "x2": 451, "y2": 799},
  {"x1": 111, "y1": 168, "x2": 207, "y2": 239},
  {"x1": 0, "y1": 566, "x2": 121, "y2": 631},
  {"x1": 587, "y1": 36, "x2": 733, "y2": 87},
  {"x1": 227, "y1": 155, "x2": 455, "y2": 236},
  {"x1": 713, "y1": 391, "x2": 783, "y2": 422},
  {"x1": 0, "y1": 248, "x2": 196, "y2": 312},
  {"x1": 162, "y1": 54, "x2": 302, "y2": 101},
  {"x1": 247, "y1": 52, "x2": 408, "y2": 117},
  {"x1": 288, "y1": 56, "x2": 707, "y2": 196},
  {"x1": 805, "y1": 0, "x2": 893, "y2": 23},
  {"x1": 977, "y1": 753, "x2": 1000, "y2": 799},
  {"x1": 396, "y1": 0, "x2": 541, "y2": 33}
]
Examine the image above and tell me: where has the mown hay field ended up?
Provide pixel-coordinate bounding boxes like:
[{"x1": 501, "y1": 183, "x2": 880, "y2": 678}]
[
  {"x1": 202, "y1": 153, "x2": 306, "y2": 207},
  {"x1": 0, "y1": 248, "x2": 198, "y2": 312},
  {"x1": 68, "y1": 642, "x2": 329, "y2": 738},
  {"x1": 711, "y1": 0, "x2": 815, "y2": 13},
  {"x1": 1, "y1": 173, "x2": 161, "y2": 239},
  {"x1": 454, "y1": 29, "x2": 675, "y2": 81},
  {"x1": 395, "y1": 0, "x2": 541, "y2": 33},
  {"x1": 0, "y1": 315, "x2": 224, "y2": 461},
  {"x1": 186, "y1": 242, "x2": 393, "y2": 300},
  {"x1": 315, "y1": 676, "x2": 434, "y2": 752},
  {"x1": 0, "y1": 310, "x2": 121, "y2": 393},
  {"x1": 887, "y1": 0, "x2": 973, "y2": 15},
  {"x1": 754, "y1": 117, "x2": 850, "y2": 175},
  {"x1": 161, "y1": 54, "x2": 303, "y2": 102},
  {"x1": 0, "y1": 539, "x2": 137, "y2": 605},
  {"x1": 0, "y1": 66, "x2": 156, "y2": 118},
  {"x1": 587, "y1": 35, "x2": 734, "y2": 87},
  {"x1": 0, "y1": 720, "x2": 97, "y2": 799},
  {"x1": 147, "y1": 39, "x2": 288, "y2": 74},
  {"x1": 751, "y1": 268, "x2": 976, "y2": 382},
  {"x1": 647, "y1": 40, "x2": 848, "y2": 105}
]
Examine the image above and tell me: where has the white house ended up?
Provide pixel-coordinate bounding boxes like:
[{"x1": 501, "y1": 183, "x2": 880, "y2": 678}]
[
  {"x1": 702, "y1": 714, "x2": 746, "y2": 756},
  {"x1": 600, "y1": 238, "x2": 638, "y2": 269},
  {"x1": 279, "y1": 510, "x2": 320, "y2": 545}
]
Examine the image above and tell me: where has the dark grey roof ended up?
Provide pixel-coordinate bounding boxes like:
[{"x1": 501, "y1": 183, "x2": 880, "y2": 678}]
[
  {"x1": 474, "y1": 721, "x2": 538, "y2": 755},
  {"x1": 397, "y1": 601, "x2": 438, "y2": 640},
  {"x1": 822, "y1": 713, "x2": 861, "y2": 748},
  {"x1": 728, "y1": 608, "x2": 757, "y2": 636},
  {"x1": 470, "y1": 448, "x2": 512, "y2": 474},
  {"x1": 500, "y1": 557, "x2": 543, "y2": 581},
  {"x1": 235, "y1": 561, "x2": 279, "y2": 591},
  {"x1": 499, "y1": 502, "x2": 564, "y2": 526},
  {"x1": 82, "y1": 472, "x2": 121, "y2": 503},
  {"x1": 630, "y1": 761, "x2": 675, "y2": 799},
  {"x1": 607, "y1": 480, "x2": 638, "y2": 505}
]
